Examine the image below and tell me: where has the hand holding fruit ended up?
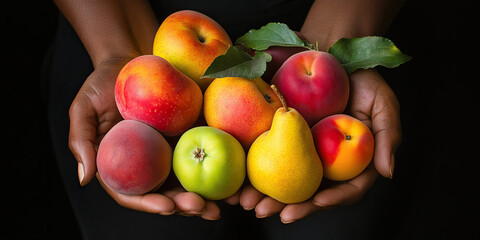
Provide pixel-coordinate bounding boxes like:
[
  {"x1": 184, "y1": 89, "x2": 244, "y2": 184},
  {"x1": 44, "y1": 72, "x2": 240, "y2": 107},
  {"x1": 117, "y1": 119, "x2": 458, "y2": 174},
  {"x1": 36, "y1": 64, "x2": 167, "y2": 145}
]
[
  {"x1": 239, "y1": 69, "x2": 401, "y2": 223},
  {"x1": 68, "y1": 55, "x2": 223, "y2": 220},
  {"x1": 69, "y1": 8, "x2": 405, "y2": 223}
]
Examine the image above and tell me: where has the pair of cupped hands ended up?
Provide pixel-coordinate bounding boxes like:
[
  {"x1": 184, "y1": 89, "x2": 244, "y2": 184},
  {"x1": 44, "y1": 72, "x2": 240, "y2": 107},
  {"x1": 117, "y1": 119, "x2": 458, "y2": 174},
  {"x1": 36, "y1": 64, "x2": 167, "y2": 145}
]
[{"x1": 69, "y1": 54, "x2": 401, "y2": 224}]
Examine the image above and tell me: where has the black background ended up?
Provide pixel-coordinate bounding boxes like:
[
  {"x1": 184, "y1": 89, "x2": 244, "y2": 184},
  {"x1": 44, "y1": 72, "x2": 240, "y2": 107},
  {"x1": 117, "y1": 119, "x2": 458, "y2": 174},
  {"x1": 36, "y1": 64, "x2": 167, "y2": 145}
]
[{"x1": 4, "y1": 0, "x2": 477, "y2": 239}]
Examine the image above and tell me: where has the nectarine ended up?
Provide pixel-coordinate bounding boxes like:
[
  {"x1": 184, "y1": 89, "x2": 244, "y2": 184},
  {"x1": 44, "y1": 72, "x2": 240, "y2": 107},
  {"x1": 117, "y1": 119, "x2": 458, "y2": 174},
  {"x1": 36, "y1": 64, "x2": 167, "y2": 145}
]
[
  {"x1": 311, "y1": 114, "x2": 374, "y2": 181},
  {"x1": 115, "y1": 55, "x2": 203, "y2": 136},
  {"x1": 153, "y1": 10, "x2": 232, "y2": 91},
  {"x1": 271, "y1": 50, "x2": 349, "y2": 126}
]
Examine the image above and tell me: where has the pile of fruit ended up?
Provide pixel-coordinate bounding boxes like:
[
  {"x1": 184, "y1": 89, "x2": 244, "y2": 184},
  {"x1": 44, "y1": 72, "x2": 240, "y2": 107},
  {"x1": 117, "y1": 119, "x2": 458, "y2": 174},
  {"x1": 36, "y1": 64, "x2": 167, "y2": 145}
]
[{"x1": 96, "y1": 10, "x2": 410, "y2": 204}]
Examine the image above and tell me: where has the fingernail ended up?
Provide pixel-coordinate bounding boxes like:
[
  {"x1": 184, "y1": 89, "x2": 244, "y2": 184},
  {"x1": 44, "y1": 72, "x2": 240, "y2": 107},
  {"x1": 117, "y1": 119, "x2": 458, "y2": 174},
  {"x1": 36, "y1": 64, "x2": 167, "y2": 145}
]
[
  {"x1": 202, "y1": 214, "x2": 221, "y2": 221},
  {"x1": 243, "y1": 205, "x2": 254, "y2": 211},
  {"x1": 186, "y1": 208, "x2": 205, "y2": 215},
  {"x1": 177, "y1": 212, "x2": 194, "y2": 217},
  {"x1": 389, "y1": 153, "x2": 395, "y2": 179},
  {"x1": 256, "y1": 213, "x2": 272, "y2": 218},
  {"x1": 281, "y1": 218, "x2": 296, "y2": 224},
  {"x1": 78, "y1": 162, "x2": 85, "y2": 186},
  {"x1": 160, "y1": 209, "x2": 175, "y2": 216},
  {"x1": 313, "y1": 202, "x2": 325, "y2": 208}
]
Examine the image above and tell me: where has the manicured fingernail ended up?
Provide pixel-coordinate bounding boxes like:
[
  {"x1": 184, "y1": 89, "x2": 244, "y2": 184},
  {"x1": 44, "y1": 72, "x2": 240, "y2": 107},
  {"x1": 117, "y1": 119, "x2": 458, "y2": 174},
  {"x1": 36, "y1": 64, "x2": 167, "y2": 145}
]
[
  {"x1": 389, "y1": 153, "x2": 395, "y2": 179},
  {"x1": 78, "y1": 162, "x2": 85, "y2": 186}
]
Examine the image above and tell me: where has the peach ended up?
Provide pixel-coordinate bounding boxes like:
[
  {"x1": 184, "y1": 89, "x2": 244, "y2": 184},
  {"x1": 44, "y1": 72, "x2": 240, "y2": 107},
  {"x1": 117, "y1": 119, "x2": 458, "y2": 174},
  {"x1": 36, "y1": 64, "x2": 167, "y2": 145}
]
[
  {"x1": 96, "y1": 120, "x2": 172, "y2": 195},
  {"x1": 153, "y1": 10, "x2": 232, "y2": 91},
  {"x1": 271, "y1": 50, "x2": 349, "y2": 126},
  {"x1": 203, "y1": 77, "x2": 282, "y2": 148},
  {"x1": 115, "y1": 55, "x2": 203, "y2": 136},
  {"x1": 311, "y1": 114, "x2": 374, "y2": 181}
]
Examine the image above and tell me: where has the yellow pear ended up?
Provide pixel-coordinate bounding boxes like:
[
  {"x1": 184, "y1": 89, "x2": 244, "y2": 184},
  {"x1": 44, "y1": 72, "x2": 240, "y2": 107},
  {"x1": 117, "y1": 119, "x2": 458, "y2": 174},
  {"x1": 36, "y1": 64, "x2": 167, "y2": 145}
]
[{"x1": 247, "y1": 85, "x2": 323, "y2": 204}]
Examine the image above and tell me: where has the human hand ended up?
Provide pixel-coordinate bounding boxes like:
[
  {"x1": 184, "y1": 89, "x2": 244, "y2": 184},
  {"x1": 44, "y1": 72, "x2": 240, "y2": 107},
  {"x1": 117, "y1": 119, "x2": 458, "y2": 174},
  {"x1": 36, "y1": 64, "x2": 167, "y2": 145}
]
[
  {"x1": 68, "y1": 56, "x2": 222, "y2": 220},
  {"x1": 239, "y1": 69, "x2": 402, "y2": 223},
  {"x1": 98, "y1": 172, "x2": 222, "y2": 220}
]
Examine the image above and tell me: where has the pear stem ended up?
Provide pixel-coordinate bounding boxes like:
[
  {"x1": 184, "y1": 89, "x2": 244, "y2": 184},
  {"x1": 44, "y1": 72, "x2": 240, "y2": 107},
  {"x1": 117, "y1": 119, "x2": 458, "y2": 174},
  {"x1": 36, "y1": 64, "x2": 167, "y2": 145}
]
[{"x1": 270, "y1": 85, "x2": 288, "y2": 110}]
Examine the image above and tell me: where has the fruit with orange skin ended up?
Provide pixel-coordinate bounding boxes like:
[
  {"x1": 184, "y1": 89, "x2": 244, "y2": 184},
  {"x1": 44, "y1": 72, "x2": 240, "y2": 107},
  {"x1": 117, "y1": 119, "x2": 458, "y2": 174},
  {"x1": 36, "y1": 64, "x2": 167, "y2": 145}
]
[
  {"x1": 271, "y1": 50, "x2": 349, "y2": 126},
  {"x1": 97, "y1": 120, "x2": 172, "y2": 195},
  {"x1": 203, "y1": 77, "x2": 282, "y2": 148},
  {"x1": 115, "y1": 55, "x2": 203, "y2": 136},
  {"x1": 311, "y1": 114, "x2": 374, "y2": 181},
  {"x1": 153, "y1": 10, "x2": 232, "y2": 91}
]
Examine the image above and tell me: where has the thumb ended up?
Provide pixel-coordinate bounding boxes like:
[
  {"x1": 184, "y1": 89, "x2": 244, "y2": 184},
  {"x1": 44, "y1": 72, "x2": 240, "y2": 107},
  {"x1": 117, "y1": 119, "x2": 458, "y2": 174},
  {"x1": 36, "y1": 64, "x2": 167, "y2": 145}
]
[
  {"x1": 371, "y1": 88, "x2": 402, "y2": 179},
  {"x1": 68, "y1": 96, "x2": 98, "y2": 186}
]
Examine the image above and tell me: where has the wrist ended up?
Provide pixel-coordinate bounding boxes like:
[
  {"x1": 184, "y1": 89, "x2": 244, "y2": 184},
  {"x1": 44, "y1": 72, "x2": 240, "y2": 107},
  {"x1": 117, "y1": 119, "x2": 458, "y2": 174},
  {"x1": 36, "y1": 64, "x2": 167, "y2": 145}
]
[
  {"x1": 91, "y1": 47, "x2": 142, "y2": 69},
  {"x1": 300, "y1": 0, "x2": 405, "y2": 51},
  {"x1": 55, "y1": 0, "x2": 158, "y2": 68}
]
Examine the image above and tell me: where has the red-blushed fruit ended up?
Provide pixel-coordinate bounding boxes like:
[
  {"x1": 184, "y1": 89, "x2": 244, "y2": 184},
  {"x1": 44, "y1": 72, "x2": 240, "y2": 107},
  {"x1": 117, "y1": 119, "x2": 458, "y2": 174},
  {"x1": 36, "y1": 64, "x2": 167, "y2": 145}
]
[
  {"x1": 115, "y1": 55, "x2": 203, "y2": 136},
  {"x1": 203, "y1": 77, "x2": 283, "y2": 149},
  {"x1": 96, "y1": 120, "x2": 172, "y2": 195},
  {"x1": 153, "y1": 10, "x2": 232, "y2": 91},
  {"x1": 271, "y1": 50, "x2": 349, "y2": 126},
  {"x1": 311, "y1": 114, "x2": 374, "y2": 181}
]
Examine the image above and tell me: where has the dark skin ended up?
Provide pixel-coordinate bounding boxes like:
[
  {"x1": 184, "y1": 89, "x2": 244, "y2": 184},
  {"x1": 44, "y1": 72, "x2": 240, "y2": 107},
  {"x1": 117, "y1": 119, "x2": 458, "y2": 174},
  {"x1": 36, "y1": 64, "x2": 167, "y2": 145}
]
[{"x1": 57, "y1": 0, "x2": 403, "y2": 223}]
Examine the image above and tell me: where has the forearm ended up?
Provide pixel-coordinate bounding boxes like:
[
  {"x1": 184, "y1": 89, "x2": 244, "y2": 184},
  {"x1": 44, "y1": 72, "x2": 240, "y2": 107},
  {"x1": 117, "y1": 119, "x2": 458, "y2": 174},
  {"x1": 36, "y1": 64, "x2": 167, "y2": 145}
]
[
  {"x1": 301, "y1": 0, "x2": 405, "y2": 51},
  {"x1": 54, "y1": 0, "x2": 159, "y2": 67}
]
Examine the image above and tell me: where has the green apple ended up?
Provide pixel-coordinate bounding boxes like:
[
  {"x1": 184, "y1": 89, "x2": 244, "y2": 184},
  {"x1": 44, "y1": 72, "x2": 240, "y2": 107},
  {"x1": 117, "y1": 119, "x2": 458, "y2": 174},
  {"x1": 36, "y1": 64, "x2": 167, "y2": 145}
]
[{"x1": 173, "y1": 126, "x2": 246, "y2": 200}]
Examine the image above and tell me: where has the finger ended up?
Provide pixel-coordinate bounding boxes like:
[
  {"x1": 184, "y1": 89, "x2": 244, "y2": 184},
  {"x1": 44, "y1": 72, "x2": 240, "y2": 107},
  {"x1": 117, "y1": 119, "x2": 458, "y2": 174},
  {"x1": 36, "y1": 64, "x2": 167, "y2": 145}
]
[
  {"x1": 98, "y1": 175, "x2": 175, "y2": 215},
  {"x1": 255, "y1": 197, "x2": 285, "y2": 218},
  {"x1": 371, "y1": 87, "x2": 402, "y2": 179},
  {"x1": 200, "y1": 201, "x2": 221, "y2": 220},
  {"x1": 224, "y1": 189, "x2": 241, "y2": 205},
  {"x1": 239, "y1": 184, "x2": 264, "y2": 210},
  {"x1": 313, "y1": 165, "x2": 378, "y2": 207},
  {"x1": 280, "y1": 167, "x2": 378, "y2": 223},
  {"x1": 280, "y1": 200, "x2": 324, "y2": 224},
  {"x1": 69, "y1": 96, "x2": 98, "y2": 186},
  {"x1": 163, "y1": 190, "x2": 206, "y2": 215}
]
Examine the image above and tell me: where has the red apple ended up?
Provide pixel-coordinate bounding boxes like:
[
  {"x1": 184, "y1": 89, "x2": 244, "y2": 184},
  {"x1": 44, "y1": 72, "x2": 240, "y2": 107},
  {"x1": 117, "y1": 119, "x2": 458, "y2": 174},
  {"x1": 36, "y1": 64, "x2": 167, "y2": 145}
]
[{"x1": 271, "y1": 50, "x2": 349, "y2": 126}]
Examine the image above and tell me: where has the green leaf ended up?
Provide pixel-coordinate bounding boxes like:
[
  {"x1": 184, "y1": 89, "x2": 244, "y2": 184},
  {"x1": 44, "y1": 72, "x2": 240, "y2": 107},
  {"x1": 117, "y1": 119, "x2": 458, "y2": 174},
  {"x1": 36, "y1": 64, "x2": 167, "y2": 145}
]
[
  {"x1": 236, "y1": 22, "x2": 309, "y2": 50},
  {"x1": 201, "y1": 46, "x2": 272, "y2": 79},
  {"x1": 328, "y1": 36, "x2": 412, "y2": 74}
]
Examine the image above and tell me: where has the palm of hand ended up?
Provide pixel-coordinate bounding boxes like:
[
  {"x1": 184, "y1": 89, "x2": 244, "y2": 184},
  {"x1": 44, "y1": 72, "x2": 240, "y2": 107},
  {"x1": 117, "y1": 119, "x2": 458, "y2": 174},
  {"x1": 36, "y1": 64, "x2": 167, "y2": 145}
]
[
  {"x1": 68, "y1": 57, "x2": 223, "y2": 220},
  {"x1": 69, "y1": 58, "x2": 400, "y2": 223},
  {"x1": 238, "y1": 69, "x2": 401, "y2": 224}
]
